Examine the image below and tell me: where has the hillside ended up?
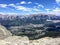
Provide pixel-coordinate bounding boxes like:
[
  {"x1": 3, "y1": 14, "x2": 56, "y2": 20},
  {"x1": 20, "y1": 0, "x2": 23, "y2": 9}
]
[
  {"x1": 0, "y1": 36, "x2": 60, "y2": 45},
  {"x1": 0, "y1": 14, "x2": 60, "y2": 39},
  {"x1": 0, "y1": 21, "x2": 60, "y2": 45},
  {"x1": 0, "y1": 14, "x2": 57, "y2": 26},
  {"x1": 0, "y1": 25, "x2": 12, "y2": 39}
]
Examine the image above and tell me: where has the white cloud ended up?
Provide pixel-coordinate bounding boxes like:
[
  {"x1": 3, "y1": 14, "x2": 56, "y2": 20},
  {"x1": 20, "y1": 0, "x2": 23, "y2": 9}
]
[
  {"x1": 52, "y1": 9, "x2": 60, "y2": 14},
  {"x1": 55, "y1": 0, "x2": 60, "y2": 5},
  {"x1": 20, "y1": 1, "x2": 32, "y2": 4},
  {"x1": 0, "y1": 12, "x2": 19, "y2": 15},
  {"x1": 35, "y1": 3, "x2": 39, "y2": 5},
  {"x1": 33, "y1": 8, "x2": 40, "y2": 12},
  {"x1": 8, "y1": 3, "x2": 31, "y2": 11},
  {"x1": 35, "y1": 3, "x2": 44, "y2": 8},
  {"x1": 38, "y1": 4, "x2": 44, "y2": 8},
  {"x1": 14, "y1": 5, "x2": 41, "y2": 12},
  {"x1": 0, "y1": 12, "x2": 5, "y2": 14},
  {"x1": 8, "y1": 4, "x2": 31, "y2": 11},
  {"x1": 15, "y1": 6, "x2": 31, "y2": 11},
  {"x1": 20, "y1": 1, "x2": 26, "y2": 4},
  {"x1": 45, "y1": 9, "x2": 51, "y2": 12},
  {"x1": 45, "y1": 8, "x2": 60, "y2": 15},
  {"x1": 0, "y1": 3, "x2": 41, "y2": 14},
  {"x1": 33, "y1": 4, "x2": 44, "y2": 9},
  {"x1": 0, "y1": 4, "x2": 7, "y2": 8},
  {"x1": 8, "y1": 4, "x2": 16, "y2": 7},
  {"x1": 49, "y1": 8, "x2": 60, "y2": 15},
  {"x1": 28, "y1": 2, "x2": 32, "y2": 4}
]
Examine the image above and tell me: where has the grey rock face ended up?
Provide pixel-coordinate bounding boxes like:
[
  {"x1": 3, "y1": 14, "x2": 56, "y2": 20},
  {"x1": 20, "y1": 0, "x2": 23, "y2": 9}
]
[
  {"x1": 0, "y1": 25, "x2": 12, "y2": 40},
  {"x1": 0, "y1": 36, "x2": 60, "y2": 45}
]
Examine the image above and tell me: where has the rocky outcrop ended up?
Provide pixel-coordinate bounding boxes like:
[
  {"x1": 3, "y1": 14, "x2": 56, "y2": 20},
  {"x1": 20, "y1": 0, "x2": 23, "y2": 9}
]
[
  {"x1": 30, "y1": 37, "x2": 60, "y2": 45},
  {"x1": 0, "y1": 25, "x2": 12, "y2": 40},
  {"x1": 0, "y1": 36, "x2": 60, "y2": 45},
  {"x1": 0, "y1": 36, "x2": 29, "y2": 45}
]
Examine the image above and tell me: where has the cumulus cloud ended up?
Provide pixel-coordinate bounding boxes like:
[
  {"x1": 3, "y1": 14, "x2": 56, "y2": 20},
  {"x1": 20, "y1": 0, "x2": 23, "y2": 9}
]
[
  {"x1": 33, "y1": 8, "x2": 40, "y2": 12},
  {"x1": 8, "y1": 4, "x2": 31, "y2": 11},
  {"x1": 0, "y1": 12, "x2": 5, "y2": 14},
  {"x1": 35, "y1": 3, "x2": 39, "y2": 5},
  {"x1": 15, "y1": 6, "x2": 40, "y2": 12},
  {"x1": 34, "y1": 3, "x2": 44, "y2": 8},
  {"x1": 20, "y1": 1, "x2": 26, "y2": 4},
  {"x1": 20, "y1": 1, "x2": 32, "y2": 4},
  {"x1": 33, "y1": 4, "x2": 44, "y2": 9},
  {"x1": 55, "y1": 0, "x2": 60, "y2": 5},
  {"x1": 49, "y1": 8, "x2": 60, "y2": 15},
  {"x1": 28, "y1": 2, "x2": 32, "y2": 4},
  {"x1": 8, "y1": 3, "x2": 40, "y2": 12},
  {"x1": 0, "y1": 12, "x2": 19, "y2": 15},
  {"x1": 0, "y1": 3, "x2": 41, "y2": 14},
  {"x1": 38, "y1": 4, "x2": 44, "y2": 8},
  {"x1": 0, "y1": 4, "x2": 7, "y2": 8},
  {"x1": 13, "y1": 5, "x2": 41, "y2": 14},
  {"x1": 15, "y1": 6, "x2": 31, "y2": 11},
  {"x1": 46, "y1": 8, "x2": 60, "y2": 15},
  {"x1": 45, "y1": 9, "x2": 51, "y2": 12},
  {"x1": 8, "y1": 4, "x2": 16, "y2": 7},
  {"x1": 8, "y1": 3, "x2": 31, "y2": 11},
  {"x1": 45, "y1": 8, "x2": 60, "y2": 15}
]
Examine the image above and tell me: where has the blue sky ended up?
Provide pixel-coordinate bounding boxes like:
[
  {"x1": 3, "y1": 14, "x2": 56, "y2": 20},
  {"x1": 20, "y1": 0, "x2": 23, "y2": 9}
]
[{"x1": 0, "y1": 0, "x2": 60, "y2": 15}]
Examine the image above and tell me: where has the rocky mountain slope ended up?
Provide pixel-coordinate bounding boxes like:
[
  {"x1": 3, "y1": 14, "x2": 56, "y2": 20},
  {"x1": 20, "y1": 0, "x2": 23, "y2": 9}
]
[
  {"x1": 0, "y1": 14, "x2": 57, "y2": 26},
  {"x1": 0, "y1": 25, "x2": 12, "y2": 39},
  {"x1": 0, "y1": 14, "x2": 60, "y2": 39},
  {"x1": 0, "y1": 14, "x2": 60, "y2": 45},
  {"x1": 0, "y1": 36, "x2": 60, "y2": 45},
  {"x1": 0, "y1": 25, "x2": 60, "y2": 45}
]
